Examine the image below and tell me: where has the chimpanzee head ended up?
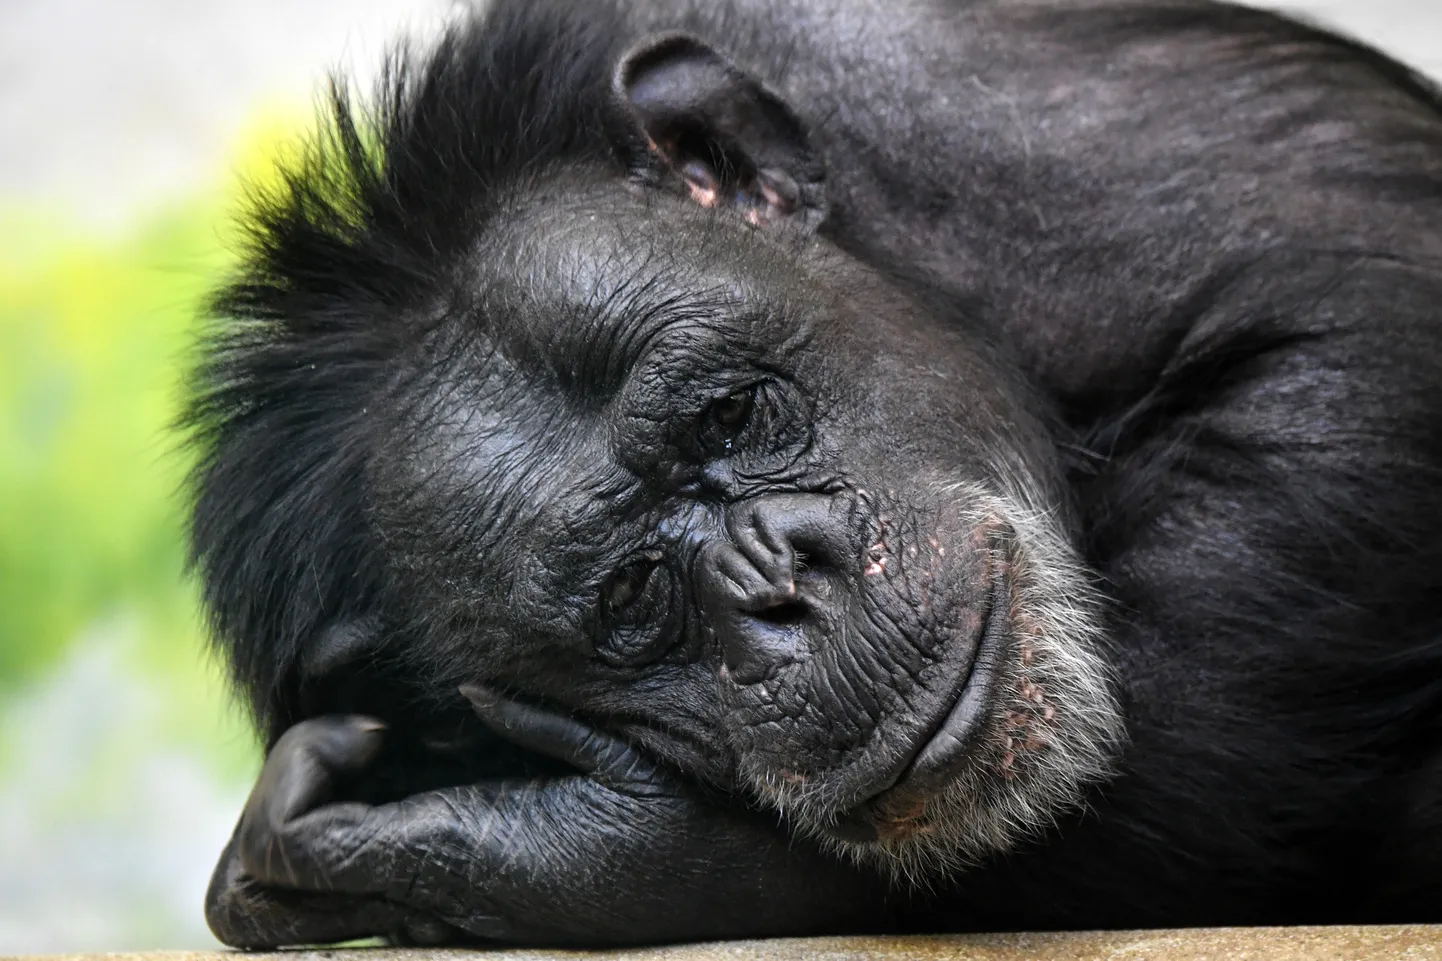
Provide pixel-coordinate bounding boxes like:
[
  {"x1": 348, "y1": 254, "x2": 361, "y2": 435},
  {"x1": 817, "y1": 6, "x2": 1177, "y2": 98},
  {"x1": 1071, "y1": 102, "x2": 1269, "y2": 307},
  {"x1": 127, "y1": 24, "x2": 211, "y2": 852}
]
[{"x1": 192, "y1": 2, "x2": 1124, "y2": 880}]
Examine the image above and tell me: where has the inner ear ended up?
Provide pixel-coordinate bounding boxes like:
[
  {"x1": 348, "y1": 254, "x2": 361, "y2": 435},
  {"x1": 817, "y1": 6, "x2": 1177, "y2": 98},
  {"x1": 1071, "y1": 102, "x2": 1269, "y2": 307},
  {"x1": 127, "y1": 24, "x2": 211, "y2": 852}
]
[{"x1": 614, "y1": 33, "x2": 827, "y2": 230}]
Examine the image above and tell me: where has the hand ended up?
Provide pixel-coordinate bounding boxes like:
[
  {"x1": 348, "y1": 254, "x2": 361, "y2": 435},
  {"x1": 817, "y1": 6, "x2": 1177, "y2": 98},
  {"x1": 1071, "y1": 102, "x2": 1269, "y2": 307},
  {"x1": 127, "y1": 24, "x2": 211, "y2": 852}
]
[{"x1": 206, "y1": 696, "x2": 892, "y2": 947}]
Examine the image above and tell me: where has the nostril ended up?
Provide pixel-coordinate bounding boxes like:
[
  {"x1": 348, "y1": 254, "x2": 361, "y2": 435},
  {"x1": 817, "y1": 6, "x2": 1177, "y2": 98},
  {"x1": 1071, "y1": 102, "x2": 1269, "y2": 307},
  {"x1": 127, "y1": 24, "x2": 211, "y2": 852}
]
[
  {"x1": 719, "y1": 591, "x2": 814, "y2": 686},
  {"x1": 754, "y1": 599, "x2": 809, "y2": 627}
]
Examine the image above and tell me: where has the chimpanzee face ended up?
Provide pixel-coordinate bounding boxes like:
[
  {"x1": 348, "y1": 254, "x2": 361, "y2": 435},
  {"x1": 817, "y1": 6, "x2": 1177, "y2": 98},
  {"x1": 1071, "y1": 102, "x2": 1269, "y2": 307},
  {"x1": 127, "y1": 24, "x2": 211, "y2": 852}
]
[{"x1": 367, "y1": 170, "x2": 1123, "y2": 876}]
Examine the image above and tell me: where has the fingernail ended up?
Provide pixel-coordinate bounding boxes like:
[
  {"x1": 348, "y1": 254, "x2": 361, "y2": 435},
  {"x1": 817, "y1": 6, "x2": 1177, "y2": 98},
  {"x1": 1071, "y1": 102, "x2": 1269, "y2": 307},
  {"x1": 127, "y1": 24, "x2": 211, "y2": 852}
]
[{"x1": 458, "y1": 683, "x2": 496, "y2": 708}]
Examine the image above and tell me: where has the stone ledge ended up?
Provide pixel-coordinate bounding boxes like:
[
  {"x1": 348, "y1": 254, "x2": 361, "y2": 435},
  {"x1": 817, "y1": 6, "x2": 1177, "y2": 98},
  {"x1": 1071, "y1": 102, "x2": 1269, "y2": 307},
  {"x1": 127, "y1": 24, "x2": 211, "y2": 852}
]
[{"x1": 26, "y1": 926, "x2": 1442, "y2": 961}]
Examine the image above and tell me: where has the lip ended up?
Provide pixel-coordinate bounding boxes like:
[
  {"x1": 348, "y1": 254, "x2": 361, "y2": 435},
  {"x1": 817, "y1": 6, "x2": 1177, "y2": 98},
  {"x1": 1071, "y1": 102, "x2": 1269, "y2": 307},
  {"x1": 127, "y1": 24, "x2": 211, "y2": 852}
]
[{"x1": 830, "y1": 561, "x2": 1011, "y2": 841}]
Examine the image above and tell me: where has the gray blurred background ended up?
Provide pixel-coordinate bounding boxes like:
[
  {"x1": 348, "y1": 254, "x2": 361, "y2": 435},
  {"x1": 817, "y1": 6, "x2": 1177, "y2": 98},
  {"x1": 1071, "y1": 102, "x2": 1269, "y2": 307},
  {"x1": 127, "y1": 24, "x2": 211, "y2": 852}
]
[{"x1": 0, "y1": 0, "x2": 1436, "y2": 954}]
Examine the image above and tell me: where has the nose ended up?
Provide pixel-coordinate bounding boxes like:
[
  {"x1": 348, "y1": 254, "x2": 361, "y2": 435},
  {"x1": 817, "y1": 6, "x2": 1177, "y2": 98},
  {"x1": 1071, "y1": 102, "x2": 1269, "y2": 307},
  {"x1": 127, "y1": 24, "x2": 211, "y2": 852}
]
[{"x1": 700, "y1": 494, "x2": 854, "y2": 685}]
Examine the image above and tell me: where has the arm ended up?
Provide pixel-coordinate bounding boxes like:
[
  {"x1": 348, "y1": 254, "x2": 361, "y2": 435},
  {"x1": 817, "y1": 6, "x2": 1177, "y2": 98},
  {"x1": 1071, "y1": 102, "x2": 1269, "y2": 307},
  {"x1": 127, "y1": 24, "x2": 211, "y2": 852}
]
[{"x1": 207, "y1": 695, "x2": 893, "y2": 948}]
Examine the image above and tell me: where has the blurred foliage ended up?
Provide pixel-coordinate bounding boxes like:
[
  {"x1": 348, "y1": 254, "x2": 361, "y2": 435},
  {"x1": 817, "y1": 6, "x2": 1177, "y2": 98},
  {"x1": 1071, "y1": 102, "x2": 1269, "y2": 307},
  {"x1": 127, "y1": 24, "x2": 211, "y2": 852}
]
[
  {"x1": 0, "y1": 109, "x2": 309, "y2": 782},
  {"x1": 0, "y1": 206, "x2": 221, "y2": 677}
]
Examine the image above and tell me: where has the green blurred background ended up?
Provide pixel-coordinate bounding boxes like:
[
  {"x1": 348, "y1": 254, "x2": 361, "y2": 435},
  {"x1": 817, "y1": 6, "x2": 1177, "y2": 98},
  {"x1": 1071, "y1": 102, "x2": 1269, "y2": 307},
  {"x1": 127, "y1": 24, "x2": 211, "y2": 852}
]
[
  {"x1": 0, "y1": 0, "x2": 1436, "y2": 953},
  {"x1": 0, "y1": 2, "x2": 450, "y2": 950}
]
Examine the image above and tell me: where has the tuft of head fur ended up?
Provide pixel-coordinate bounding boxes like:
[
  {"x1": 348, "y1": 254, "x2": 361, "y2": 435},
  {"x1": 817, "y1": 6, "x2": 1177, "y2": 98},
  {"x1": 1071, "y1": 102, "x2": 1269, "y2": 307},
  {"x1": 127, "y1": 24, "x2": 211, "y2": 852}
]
[{"x1": 183, "y1": 0, "x2": 641, "y2": 740}]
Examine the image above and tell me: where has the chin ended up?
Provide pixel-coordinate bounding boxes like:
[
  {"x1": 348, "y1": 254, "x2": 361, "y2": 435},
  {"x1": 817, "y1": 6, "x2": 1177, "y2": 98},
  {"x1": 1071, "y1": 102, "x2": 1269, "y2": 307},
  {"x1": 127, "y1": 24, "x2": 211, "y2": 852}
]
[{"x1": 751, "y1": 484, "x2": 1127, "y2": 885}]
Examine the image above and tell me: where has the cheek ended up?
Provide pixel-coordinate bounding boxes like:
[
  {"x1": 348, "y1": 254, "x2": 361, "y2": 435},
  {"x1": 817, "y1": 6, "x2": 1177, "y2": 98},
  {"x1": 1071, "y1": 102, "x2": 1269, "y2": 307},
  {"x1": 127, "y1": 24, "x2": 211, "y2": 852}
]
[
  {"x1": 577, "y1": 667, "x2": 735, "y2": 783},
  {"x1": 816, "y1": 324, "x2": 1039, "y2": 470}
]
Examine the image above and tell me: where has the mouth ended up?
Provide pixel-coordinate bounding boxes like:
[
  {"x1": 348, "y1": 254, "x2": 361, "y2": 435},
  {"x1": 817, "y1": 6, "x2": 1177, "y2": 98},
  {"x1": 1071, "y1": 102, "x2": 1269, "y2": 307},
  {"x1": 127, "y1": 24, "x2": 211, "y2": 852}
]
[{"x1": 826, "y1": 561, "x2": 1011, "y2": 843}]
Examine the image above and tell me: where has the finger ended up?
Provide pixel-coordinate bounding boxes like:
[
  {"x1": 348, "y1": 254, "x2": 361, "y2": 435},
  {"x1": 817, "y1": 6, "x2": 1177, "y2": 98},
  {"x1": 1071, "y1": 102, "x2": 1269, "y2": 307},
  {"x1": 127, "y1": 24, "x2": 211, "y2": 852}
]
[
  {"x1": 238, "y1": 716, "x2": 386, "y2": 886},
  {"x1": 243, "y1": 783, "x2": 560, "y2": 946},
  {"x1": 394, "y1": 916, "x2": 466, "y2": 947},
  {"x1": 393, "y1": 908, "x2": 515, "y2": 946},
  {"x1": 459, "y1": 684, "x2": 656, "y2": 783},
  {"x1": 241, "y1": 770, "x2": 688, "y2": 945},
  {"x1": 207, "y1": 829, "x2": 411, "y2": 949},
  {"x1": 254, "y1": 787, "x2": 525, "y2": 942},
  {"x1": 254, "y1": 784, "x2": 508, "y2": 902},
  {"x1": 250, "y1": 715, "x2": 386, "y2": 827}
]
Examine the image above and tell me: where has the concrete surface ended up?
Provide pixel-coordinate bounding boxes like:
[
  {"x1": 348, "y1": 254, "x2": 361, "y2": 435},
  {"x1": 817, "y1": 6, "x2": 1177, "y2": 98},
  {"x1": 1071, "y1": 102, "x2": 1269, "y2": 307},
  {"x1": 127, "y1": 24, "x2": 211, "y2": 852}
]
[{"x1": 25, "y1": 926, "x2": 1442, "y2": 961}]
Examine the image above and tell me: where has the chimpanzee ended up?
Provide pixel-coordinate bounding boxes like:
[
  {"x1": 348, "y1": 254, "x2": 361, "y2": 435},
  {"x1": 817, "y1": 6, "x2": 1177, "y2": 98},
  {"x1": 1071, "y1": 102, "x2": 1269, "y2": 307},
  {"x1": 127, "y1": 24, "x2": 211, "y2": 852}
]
[{"x1": 187, "y1": 0, "x2": 1442, "y2": 948}]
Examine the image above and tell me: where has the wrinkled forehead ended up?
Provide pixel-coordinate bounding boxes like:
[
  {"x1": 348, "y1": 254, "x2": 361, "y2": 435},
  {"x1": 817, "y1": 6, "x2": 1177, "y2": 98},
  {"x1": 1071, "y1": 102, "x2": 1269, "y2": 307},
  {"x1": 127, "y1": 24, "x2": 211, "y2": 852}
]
[{"x1": 471, "y1": 182, "x2": 819, "y2": 395}]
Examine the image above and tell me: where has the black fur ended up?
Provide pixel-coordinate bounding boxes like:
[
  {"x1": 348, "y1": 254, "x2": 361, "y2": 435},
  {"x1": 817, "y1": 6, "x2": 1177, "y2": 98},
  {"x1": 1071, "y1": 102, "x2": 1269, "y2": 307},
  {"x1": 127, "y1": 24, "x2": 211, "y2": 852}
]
[
  {"x1": 187, "y1": 4, "x2": 637, "y2": 741},
  {"x1": 189, "y1": 0, "x2": 1442, "y2": 942}
]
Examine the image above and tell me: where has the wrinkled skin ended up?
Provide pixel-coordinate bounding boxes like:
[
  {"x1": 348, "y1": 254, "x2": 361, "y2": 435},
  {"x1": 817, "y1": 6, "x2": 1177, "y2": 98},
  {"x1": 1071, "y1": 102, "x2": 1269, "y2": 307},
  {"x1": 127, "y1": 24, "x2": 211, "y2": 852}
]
[
  {"x1": 209, "y1": 181, "x2": 1095, "y2": 947},
  {"x1": 209, "y1": 707, "x2": 891, "y2": 947},
  {"x1": 193, "y1": 0, "x2": 1442, "y2": 947},
  {"x1": 350, "y1": 192, "x2": 1115, "y2": 861}
]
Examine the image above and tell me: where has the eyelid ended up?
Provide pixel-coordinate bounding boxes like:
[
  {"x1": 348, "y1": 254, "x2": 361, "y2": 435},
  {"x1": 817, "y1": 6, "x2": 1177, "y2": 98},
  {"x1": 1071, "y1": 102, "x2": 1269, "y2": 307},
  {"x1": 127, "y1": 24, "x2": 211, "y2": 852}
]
[
  {"x1": 697, "y1": 383, "x2": 760, "y2": 457},
  {"x1": 596, "y1": 557, "x2": 682, "y2": 668}
]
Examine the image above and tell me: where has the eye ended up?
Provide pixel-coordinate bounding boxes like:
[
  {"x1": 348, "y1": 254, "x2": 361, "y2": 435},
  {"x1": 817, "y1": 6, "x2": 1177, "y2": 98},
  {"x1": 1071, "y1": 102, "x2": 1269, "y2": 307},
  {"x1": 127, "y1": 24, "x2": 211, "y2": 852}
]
[
  {"x1": 603, "y1": 559, "x2": 660, "y2": 622},
  {"x1": 597, "y1": 554, "x2": 682, "y2": 668},
  {"x1": 600, "y1": 552, "x2": 674, "y2": 631},
  {"x1": 698, "y1": 386, "x2": 758, "y2": 455}
]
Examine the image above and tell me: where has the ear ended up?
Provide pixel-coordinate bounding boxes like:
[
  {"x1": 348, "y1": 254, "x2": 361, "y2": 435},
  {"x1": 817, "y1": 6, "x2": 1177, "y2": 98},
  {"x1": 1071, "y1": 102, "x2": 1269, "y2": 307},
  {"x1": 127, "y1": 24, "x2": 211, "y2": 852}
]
[
  {"x1": 301, "y1": 617, "x2": 383, "y2": 681},
  {"x1": 614, "y1": 33, "x2": 827, "y2": 231}
]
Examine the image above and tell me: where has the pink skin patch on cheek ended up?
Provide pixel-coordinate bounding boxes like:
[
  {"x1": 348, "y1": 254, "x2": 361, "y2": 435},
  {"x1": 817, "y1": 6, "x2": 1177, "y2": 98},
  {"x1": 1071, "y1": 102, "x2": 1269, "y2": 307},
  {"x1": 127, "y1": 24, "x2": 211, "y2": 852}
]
[
  {"x1": 997, "y1": 629, "x2": 1059, "y2": 780},
  {"x1": 864, "y1": 517, "x2": 893, "y2": 577}
]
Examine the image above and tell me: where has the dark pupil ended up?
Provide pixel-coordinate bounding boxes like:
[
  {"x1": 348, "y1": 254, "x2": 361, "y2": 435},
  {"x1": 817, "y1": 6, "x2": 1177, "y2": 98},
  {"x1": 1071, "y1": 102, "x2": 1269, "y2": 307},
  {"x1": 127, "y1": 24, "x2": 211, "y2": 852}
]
[
  {"x1": 712, "y1": 390, "x2": 752, "y2": 430},
  {"x1": 607, "y1": 562, "x2": 654, "y2": 612}
]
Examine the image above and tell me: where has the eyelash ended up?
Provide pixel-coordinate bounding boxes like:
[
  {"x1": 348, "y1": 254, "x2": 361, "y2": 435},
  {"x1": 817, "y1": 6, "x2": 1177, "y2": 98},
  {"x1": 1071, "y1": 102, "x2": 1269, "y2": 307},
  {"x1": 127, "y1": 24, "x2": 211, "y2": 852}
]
[{"x1": 697, "y1": 382, "x2": 762, "y2": 457}]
